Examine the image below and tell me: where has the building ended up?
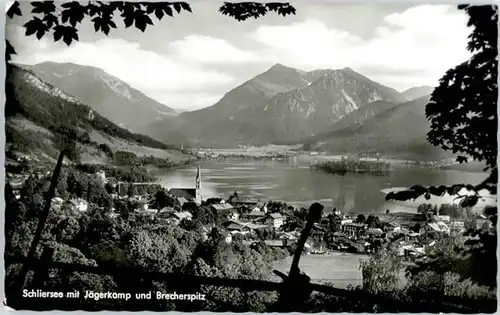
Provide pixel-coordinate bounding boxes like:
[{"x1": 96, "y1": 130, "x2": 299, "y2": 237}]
[
  {"x1": 264, "y1": 239, "x2": 287, "y2": 248},
  {"x1": 168, "y1": 165, "x2": 202, "y2": 204},
  {"x1": 341, "y1": 222, "x2": 365, "y2": 237},
  {"x1": 252, "y1": 202, "x2": 268, "y2": 213},
  {"x1": 241, "y1": 211, "x2": 266, "y2": 221},
  {"x1": 229, "y1": 196, "x2": 259, "y2": 207},
  {"x1": 382, "y1": 221, "x2": 401, "y2": 233},
  {"x1": 224, "y1": 221, "x2": 252, "y2": 234},
  {"x1": 95, "y1": 170, "x2": 106, "y2": 181},
  {"x1": 419, "y1": 222, "x2": 450, "y2": 235},
  {"x1": 450, "y1": 220, "x2": 465, "y2": 232},
  {"x1": 221, "y1": 231, "x2": 232, "y2": 243},
  {"x1": 267, "y1": 213, "x2": 285, "y2": 229},
  {"x1": 435, "y1": 215, "x2": 451, "y2": 223},
  {"x1": 70, "y1": 198, "x2": 89, "y2": 212},
  {"x1": 211, "y1": 203, "x2": 238, "y2": 219},
  {"x1": 51, "y1": 197, "x2": 64, "y2": 209},
  {"x1": 173, "y1": 211, "x2": 193, "y2": 221}
]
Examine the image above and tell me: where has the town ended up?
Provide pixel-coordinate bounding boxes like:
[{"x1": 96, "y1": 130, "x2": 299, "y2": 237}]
[{"x1": 6, "y1": 161, "x2": 494, "y2": 264}]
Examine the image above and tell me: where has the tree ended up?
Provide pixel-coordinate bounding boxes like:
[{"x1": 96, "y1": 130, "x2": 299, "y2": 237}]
[
  {"x1": 355, "y1": 214, "x2": 366, "y2": 224},
  {"x1": 6, "y1": 1, "x2": 296, "y2": 61},
  {"x1": 359, "y1": 249, "x2": 402, "y2": 296},
  {"x1": 426, "y1": 5, "x2": 497, "y2": 170},
  {"x1": 365, "y1": 215, "x2": 380, "y2": 228},
  {"x1": 385, "y1": 5, "x2": 498, "y2": 206}
]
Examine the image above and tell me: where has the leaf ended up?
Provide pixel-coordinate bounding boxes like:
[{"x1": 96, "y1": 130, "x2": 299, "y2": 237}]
[
  {"x1": 180, "y1": 2, "x2": 192, "y2": 12},
  {"x1": 53, "y1": 27, "x2": 63, "y2": 42},
  {"x1": 36, "y1": 29, "x2": 46, "y2": 40},
  {"x1": 163, "y1": 5, "x2": 173, "y2": 17},
  {"x1": 173, "y1": 3, "x2": 182, "y2": 13},
  {"x1": 30, "y1": 1, "x2": 55, "y2": 14},
  {"x1": 124, "y1": 17, "x2": 134, "y2": 28},
  {"x1": 7, "y1": 1, "x2": 22, "y2": 19},
  {"x1": 154, "y1": 8, "x2": 164, "y2": 20},
  {"x1": 460, "y1": 195, "x2": 479, "y2": 208},
  {"x1": 23, "y1": 17, "x2": 47, "y2": 37},
  {"x1": 5, "y1": 40, "x2": 17, "y2": 62},
  {"x1": 53, "y1": 25, "x2": 79, "y2": 46},
  {"x1": 43, "y1": 13, "x2": 59, "y2": 28},
  {"x1": 92, "y1": 17, "x2": 101, "y2": 32},
  {"x1": 456, "y1": 156, "x2": 468, "y2": 164}
]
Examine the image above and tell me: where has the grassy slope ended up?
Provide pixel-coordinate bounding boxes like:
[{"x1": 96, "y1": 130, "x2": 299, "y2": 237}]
[{"x1": 5, "y1": 64, "x2": 191, "y2": 165}]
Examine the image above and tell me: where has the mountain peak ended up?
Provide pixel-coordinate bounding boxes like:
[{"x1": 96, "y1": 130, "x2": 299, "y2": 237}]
[
  {"x1": 271, "y1": 62, "x2": 287, "y2": 68},
  {"x1": 268, "y1": 62, "x2": 300, "y2": 73}
]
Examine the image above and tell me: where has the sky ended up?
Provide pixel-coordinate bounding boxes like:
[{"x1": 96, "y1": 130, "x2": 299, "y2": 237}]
[{"x1": 7, "y1": 1, "x2": 472, "y2": 111}]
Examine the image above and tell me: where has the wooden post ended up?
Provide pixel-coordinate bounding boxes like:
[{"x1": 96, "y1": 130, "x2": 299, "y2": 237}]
[
  {"x1": 31, "y1": 246, "x2": 55, "y2": 289},
  {"x1": 275, "y1": 202, "x2": 324, "y2": 311},
  {"x1": 14, "y1": 149, "x2": 65, "y2": 292},
  {"x1": 289, "y1": 202, "x2": 324, "y2": 276}
]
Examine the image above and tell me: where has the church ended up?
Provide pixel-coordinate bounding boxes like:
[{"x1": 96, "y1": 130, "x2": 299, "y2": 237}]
[{"x1": 168, "y1": 165, "x2": 202, "y2": 205}]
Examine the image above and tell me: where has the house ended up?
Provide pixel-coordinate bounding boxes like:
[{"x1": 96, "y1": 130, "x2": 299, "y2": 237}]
[
  {"x1": 173, "y1": 211, "x2": 193, "y2": 221},
  {"x1": 221, "y1": 231, "x2": 232, "y2": 243},
  {"x1": 169, "y1": 188, "x2": 197, "y2": 200},
  {"x1": 210, "y1": 204, "x2": 235, "y2": 211},
  {"x1": 211, "y1": 203, "x2": 238, "y2": 220},
  {"x1": 252, "y1": 202, "x2": 268, "y2": 213},
  {"x1": 264, "y1": 239, "x2": 287, "y2": 248},
  {"x1": 341, "y1": 222, "x2": 365, "y2": 237},
  {"x1": 311, "y1": 223, "x2": 326, "y2": 240},
  {"x1": 419, "y1": 222, "x2": 450, "y2": 235},
  {"x1": 135, "y1": 208, "x2": 158, "y2": 215},
  {"x1": 176, "y1": 197, "x2": 190, "y2": 207},
  {"x1": 229, "y1": 196, "x2": 259, "y2": 207},
  {"x1": 382, "y1": 221, "x2": 401, "y2": 233},
  {"x1": 241, "y1": 211, "x2": 266, "y2": 221},
  {"x1": 95, "y1": 170, "x2": 106, "y2": 181},
  {"x1": 51, "y1": 197, "x2": 64, "y2": 209},
  {"x1": 435, "y1": 215, "x2": 451, "y2": 223},
  {"x1": 224, "y1": 221, "x2": 252, "y2": 234},
  {"x1": 367, "y1": 228, "x2": 384, "y2": 236},
  {"x1": 476, "y1": 218, "x2": 493, "y2": 232},
  {"x1": 266, "y1": 213, "x2": 285, "y2": 229},
  {"x1": 450, "y1": 220, "x2": 465, "y2": 231},
  {"x1": 70, "y1": 198, "x2": 88, "y2": 212}
]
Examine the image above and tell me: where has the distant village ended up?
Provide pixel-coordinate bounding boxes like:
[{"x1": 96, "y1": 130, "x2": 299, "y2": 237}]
[{"x1": 7, "y1": 161, "x2": 494, "y2": 262}]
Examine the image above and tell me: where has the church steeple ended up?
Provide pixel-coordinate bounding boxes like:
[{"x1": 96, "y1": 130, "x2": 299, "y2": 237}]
[
  {"x1": 196, "y1": 165, "x2": 201, "y2": 190},
  {"x1": 195, "y1": 165, "x2": 201, "y2": 204}
]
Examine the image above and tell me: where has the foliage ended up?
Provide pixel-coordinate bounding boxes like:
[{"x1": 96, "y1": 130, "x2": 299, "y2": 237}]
[
  {"x1": 355, "y1": 214, "x2": 366, "y2": 224},
  {"x1": 359, "y1": 249, "x2": 402, "y2": 296},
  {"x1": 426, "y1": 5, "x2": 498, "y2": 170},
  {"x1": 314, "y1": 159, "x2": 390, "y2": 175},
  {"x1": 405, "y1": 271, "x2": 496, "y2": 301},
  {"x1": 365, "y1": 215, "x2": 380, "y2": 228},
  {"x1": 438, "y1": 203, "x2": 461, "y2": 218},
  {"x1": 386, "y1": 5, "x2": 498, "y2": 205}
]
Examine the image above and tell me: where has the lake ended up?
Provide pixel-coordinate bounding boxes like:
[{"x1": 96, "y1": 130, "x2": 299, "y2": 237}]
[{"x1": 157, "y1": 160, "x2": 491, "y2": 214}]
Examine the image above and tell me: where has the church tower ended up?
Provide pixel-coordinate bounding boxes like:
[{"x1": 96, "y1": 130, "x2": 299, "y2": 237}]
[{"x1": 195, "y1": 165, "x2": 201, "y2": 204}]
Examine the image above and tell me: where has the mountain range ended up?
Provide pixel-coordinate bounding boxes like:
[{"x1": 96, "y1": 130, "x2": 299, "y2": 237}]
[
  {"x1": 303, "y1": 95, "x2": 450, "y2": 160},
  {"x1": 20, "y1": 62, "x2": 178, "y2": 133},
  {"x1": 14, "y1": 60, "x2": 447, "y2": 160},
  {"x1": 145, "y1": 64, "x2": 409, "y2": 147},
  {"x1": 5, "y1": 64, "x2": 188, "y2": 164},
  {"x1": 401, "y1": 86, "x2": 435, "y2": 101}
]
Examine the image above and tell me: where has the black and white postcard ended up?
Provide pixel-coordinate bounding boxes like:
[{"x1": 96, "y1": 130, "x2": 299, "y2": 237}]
[{"x1": 4, "y1": 1, "x2": 498, "y2": 312}]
